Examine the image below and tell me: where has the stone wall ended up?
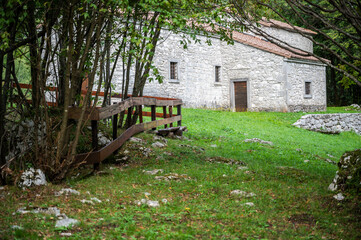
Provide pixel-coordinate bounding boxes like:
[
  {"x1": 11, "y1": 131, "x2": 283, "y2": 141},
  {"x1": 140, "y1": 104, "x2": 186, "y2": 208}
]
[
  {"x1": 259, "y1": 26, "x2": 314, "y2": 53},
  {"x1": 285, "y1": 59, "x2": 327, "y2": 112},
  {"x1": 293, "y1": 113, "x2": 361, "y2": 135}
]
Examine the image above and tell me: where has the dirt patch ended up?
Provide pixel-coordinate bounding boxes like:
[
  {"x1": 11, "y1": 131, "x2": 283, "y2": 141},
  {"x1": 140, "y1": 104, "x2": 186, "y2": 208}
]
[{"x1": 289, "y1": 213, "x2": 316, "y2": 226}]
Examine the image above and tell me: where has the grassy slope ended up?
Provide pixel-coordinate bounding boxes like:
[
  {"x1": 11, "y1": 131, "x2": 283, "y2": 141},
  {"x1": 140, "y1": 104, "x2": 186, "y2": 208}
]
[{"x1": 1, "y1": 107, "x2": 360, "y2": 239}]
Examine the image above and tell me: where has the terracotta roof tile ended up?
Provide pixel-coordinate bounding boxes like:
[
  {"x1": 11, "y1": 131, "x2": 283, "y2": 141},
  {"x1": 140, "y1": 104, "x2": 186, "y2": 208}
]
[{"x1": 259, "y1": 18, "x2": 317, "y2": 35}]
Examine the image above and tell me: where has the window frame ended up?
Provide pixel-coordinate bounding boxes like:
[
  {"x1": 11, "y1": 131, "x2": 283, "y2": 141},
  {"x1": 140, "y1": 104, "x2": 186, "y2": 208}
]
[
  {"x1": 169, "y1": 60, "x2": 179, "y2": 83},
  {"x1": 304, "y1": 80, "x2": 312, "y2": 99},
  {"x1": 215, "y1": 65, "x2": 221, "y2": 83}
]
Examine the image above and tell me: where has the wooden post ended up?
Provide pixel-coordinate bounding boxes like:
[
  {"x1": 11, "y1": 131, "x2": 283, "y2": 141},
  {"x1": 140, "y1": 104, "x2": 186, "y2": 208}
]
[
  {"x1": 91, "y1": 120, "x2": 99, "y2": 171},
  {"x1": 169, "y1": 106, "x2": 173, "y2": 127},
  {"x1": 151, "y1": 105, "x2": 156, "y2": 130},
  {"x1": 163, "y1": 106, "x2": 167, "y2": 128},
  {"x1": 138, "y1": 105, "x2": 143, "y2": 123},
  {"x1": 177, "y1": 105, "x2": 182, "y2": 126},
  {"x1": 112, "y1": 103, "x2": 118, "y2": 154}
]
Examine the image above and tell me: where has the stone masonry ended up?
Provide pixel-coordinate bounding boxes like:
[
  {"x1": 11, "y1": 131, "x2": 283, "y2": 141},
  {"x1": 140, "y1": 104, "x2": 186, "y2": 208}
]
[
  {"x1": 111, "y1": 23, "x2": 327, "y2": 112},
  {"x1": 293, "y1": 113, "x2": 361, "y2": 135}
]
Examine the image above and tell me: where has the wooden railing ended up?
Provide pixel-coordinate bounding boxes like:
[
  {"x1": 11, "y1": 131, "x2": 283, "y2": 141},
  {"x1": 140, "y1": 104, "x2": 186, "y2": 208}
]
[
  {"x1": 68, "y1": 97, "x2": 182, "y2": 167},
  {"x1": 11, "y1": 83, "x2": 182, "y2": 167}
]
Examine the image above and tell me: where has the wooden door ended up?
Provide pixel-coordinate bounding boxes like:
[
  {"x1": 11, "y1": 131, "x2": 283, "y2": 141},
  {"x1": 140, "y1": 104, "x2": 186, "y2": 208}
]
[{"x1": 234, "y1": 81, "x2": 247, "y2": 112}]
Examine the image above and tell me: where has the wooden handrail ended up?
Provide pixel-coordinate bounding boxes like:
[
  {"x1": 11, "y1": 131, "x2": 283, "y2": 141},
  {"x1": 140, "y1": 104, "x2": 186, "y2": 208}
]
[{"x1": 68, "y1": 97, "x2": 182, "y2": 121}]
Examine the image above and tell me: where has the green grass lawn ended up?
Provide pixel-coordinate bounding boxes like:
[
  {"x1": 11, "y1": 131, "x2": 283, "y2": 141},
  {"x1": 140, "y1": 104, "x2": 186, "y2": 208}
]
[{"x1": 1, "y1": 107, "x2": 360, "y2": 239}]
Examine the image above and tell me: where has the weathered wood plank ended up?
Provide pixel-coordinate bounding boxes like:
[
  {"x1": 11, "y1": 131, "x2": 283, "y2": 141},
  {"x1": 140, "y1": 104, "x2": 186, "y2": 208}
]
[{"x1": 73, "y1": 115, "x2": 182, "y2": 165}]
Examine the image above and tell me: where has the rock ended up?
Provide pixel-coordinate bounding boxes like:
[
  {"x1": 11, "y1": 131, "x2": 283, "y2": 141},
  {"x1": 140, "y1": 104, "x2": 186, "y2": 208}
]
[
  {"x1": 152, "y1": 141, "x2": 166, "y2": 148},
  {"x1": 139, "y1": 147, "x2": 152, "y2": 156},
  {"x1": 155, "y1": 173, "x2": 191, "y2": 181},
  {"x1": 222, "y1": 174, "x2": 227, "y2": 177},
  {"x1": 55, "y1": 218, "x2": 79, "y2": 228},
  {"x1": 242, "y1": 202, "x2": 255, "y2": 207},
  {"x1": 134, "y1": 199, "x2": 160, "y2": 207},
  {"x1": 18, "y1": 168, "x2": 47, "y2": 188},
  {"x1": 55, "y1": 188, "x2": 80, "y2": 196},
  {"x1": 237, "y1": 166, "x2": 248, "y2": 170},
  {"x1": 80, "y1": 199, "x2": 94, "y2": 205},
  {"x1": 11, "y1": 225, "x2": 24, "y2": 230},
  {"x1": 33, "y1": 207, "x2": 61, "y2": 216},
  {"x1": 129, "y1": 137, "x2": 143, "y2": 143},
  {"x1": 328, "y1": 183, "x2": 337, "y2": 191},
  {"x1": 329, "y1": 149, "x2": 361, "y2": 192},
  {"x1": 60, "y1": 233, "x2": 72, "y2": 237},
  {"x1": 146, "y1": 200, "x2": 160, "y2": 208},
  {"x1": 143, "y1": 169, "x2": 164, "y2": 175},
  {"x1": 230, "y1": 190, "x2": 256, "y2": 198},
  {"x1": 98, "y1": 135, "x2": 111, "y2": 146},
  {"x1": 153, "y1": 135, "x2": 168, "y2": 143},
  {"x1": 90, "y1": 197, "x2": 102, "y2": 203},
  {"x1": 210, "y1": 144, "x2": 217, "y2": 148},
  {"x1": 144, "y1": 192, "x2": 151, "y2": 196},
  {"x1": 244, "y1": 138, "x2": 273, "y2": 145},
  {"x1": 304, "y1": 160, "x2": 310, "y2": 163},
  {"x1": 333, "y1": 193, "x2": 345, "y2": 201}
]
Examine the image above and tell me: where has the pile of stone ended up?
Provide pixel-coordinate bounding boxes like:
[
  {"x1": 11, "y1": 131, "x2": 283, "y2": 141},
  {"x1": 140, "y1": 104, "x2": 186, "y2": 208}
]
[
  {"x1": 293, "y1": 113, "x2": 361, "y2": 135},
  {"x1": 156, "y1": 126, "x2": 187, "y2": 138}
]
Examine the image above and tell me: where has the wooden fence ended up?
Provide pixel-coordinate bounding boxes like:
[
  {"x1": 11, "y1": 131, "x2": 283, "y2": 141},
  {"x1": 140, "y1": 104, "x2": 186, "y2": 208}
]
[
  {"x1": 68, "y1": 97, "x2": 182, "y2": 167},
  {"x1": 11, "y1": 83, "x2": 182, "y2": 168}
]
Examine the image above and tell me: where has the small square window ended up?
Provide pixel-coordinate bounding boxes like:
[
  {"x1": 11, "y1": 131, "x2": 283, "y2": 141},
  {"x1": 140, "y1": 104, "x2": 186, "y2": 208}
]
[
  {"x1": 215, "y1": 66, "x2": 221, "y2": 82},
  {"x1": 170, "y1": 62, "x2": 178, "y2": 80}
]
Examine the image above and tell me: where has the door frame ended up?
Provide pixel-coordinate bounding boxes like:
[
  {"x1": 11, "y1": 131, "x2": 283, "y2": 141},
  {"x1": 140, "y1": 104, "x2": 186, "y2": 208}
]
[{"x1": 230, "y1": 78, "x2": 250, "y2": 112}]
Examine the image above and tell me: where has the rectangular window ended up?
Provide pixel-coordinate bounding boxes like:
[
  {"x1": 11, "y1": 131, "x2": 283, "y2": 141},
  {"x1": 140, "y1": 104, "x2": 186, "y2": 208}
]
[
  {"x1": 170, "y1": 62, "x2": 178, "y2": 80},
  {"x1": 215, "y1": 66, "x2": 221, "y2": 82},
  {"x1": 305, "y1": 82, "x2": 311, "y2": 95}
]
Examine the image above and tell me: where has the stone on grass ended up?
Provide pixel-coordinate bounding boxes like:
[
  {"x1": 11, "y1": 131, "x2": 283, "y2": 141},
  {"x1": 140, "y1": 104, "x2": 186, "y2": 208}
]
[
  {"x1": 18, "y1": 168, "x2": 47, "y2": 188},
  {"x1": 152, "y1": 141, "x2": 166, "y2": 148},
  {"x1": 90, "y1": 197, "x2": 102, "y2": 203},
  {"x1": 143, "y1": 169, "x2": 164, "y2": 175},
  {"x1": 60, "y1": 233, "x2": 72, "y2": 237},
  {"x1": 55, "y1": 188, "x2": 80, "y2": 196},
  {"x1": 55, "y1": 218, "x2": 79, "y2": 228},
  {"x1": 304, "y1": 160, "x2": 310, "y2": 163},
  {"x1": 139, "y1": 147, "x2": 152, "y2": 156},
  {"x1": 242, "y1": 202, "x2": 255, "y2": 207},
  {"x1": 11, "y1": 225, "x2": 24, "y2": 230},
  {"x1": 129, "y1": 137, "x2": 143, "y2": 143},
  {"x1": 333, "y1": 193, "x2": 345, "y2": 201},
  {"x1": 134, "y1": 199, "x2": 160, "y2": 208},
  {"x1": 144, "y1": 192, "x2": 151, "y2": 196},
  {"x1": 80, "y1": 199, "x2": 94, "y2": 205},
  {"x1": 230, "y1": 190, "x2": 256, "y2": 198},
  {"x1": 155, "y1": 173, "x2": 191, "y2": 181},
  {"x1": 153, "y1": 135, "x2": 168, "y2": 143},
  {"x1": 244, "y1": 138, "x2": 273, "y2": 146},
  {"x1": 210, "y1": 144, "x2": 217, "y2": 148},
  {"x1": 329, "y1": 149, "x2": 361, "y2": 192},
  {"x1": 237, "y1": 166, "x2": 248, "y2": 170}
]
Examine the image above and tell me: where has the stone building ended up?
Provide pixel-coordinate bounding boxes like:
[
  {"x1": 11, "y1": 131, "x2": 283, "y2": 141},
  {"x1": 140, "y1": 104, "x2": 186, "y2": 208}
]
[{"x1": 113, "y1": 19, "x2": 327, "y2": 112}]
